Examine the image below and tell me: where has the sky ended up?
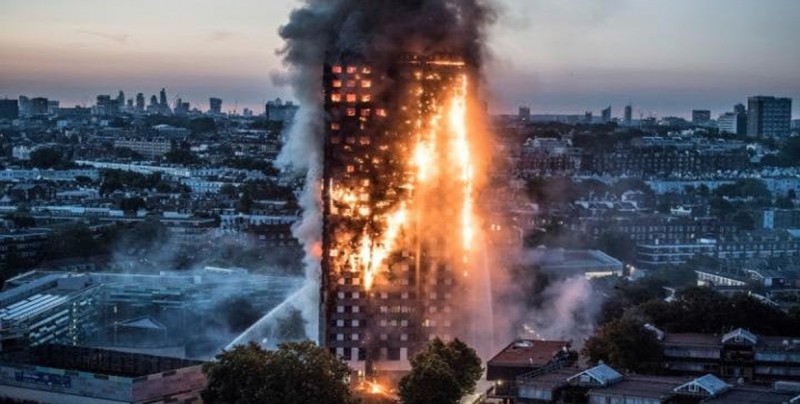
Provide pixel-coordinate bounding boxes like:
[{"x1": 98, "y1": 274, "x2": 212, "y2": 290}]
[{"x1": 0, "y1": 0, "x2": 798, "y2": 118}]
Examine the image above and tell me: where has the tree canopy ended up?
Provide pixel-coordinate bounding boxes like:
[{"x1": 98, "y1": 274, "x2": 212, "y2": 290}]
[
  {"x1": 582, "y1": 317, "x2": 664, "y2": 374},
  {"x1": 399, "y1": 338, "x2": 483, "y2": 404},
  {"x1": 202, "y1": 341, "x2": 357, "y2": 404}
]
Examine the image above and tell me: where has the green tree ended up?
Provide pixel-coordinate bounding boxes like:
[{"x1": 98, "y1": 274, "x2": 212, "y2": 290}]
[
  {"x1": 119, "y1": 197, "x2": 146, "y2": 214},
  {"x1": 218, "y1": 184, "x2": 238, "y2": 199},
  {"x1": 28, "y1": 148, "x2": 63, "y2": 169},
  {"x1": 202, "y1": 342, "x2": 357, "y2": 404},
  {"x1": 46, "y1": 223, "x2": 104, "y2": 260},
  {"x1": 582, "y1": 317, "x2": 663, "y2": 373},
  {"x1": 399, "y1": 355, "x2": 462, "y2": 404},
  {"x1": 401, "y1": 338, "x2": 483, "y2": 399}
]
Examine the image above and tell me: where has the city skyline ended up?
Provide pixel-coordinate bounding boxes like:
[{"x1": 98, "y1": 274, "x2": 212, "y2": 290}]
[{"x1": 1, "y1": 0, "x2": 799, "y2": 117}]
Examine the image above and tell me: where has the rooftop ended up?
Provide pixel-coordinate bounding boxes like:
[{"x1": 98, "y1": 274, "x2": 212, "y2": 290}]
[
  {"x1": 1, "y1": 344, "x2": 202, "y2": 378},
  {"x1": 589, "y1": 375, "x2": 691, "y2": 400},
  {"x1": 487, "y1": 340, "x2": 570, "y2": 368}
]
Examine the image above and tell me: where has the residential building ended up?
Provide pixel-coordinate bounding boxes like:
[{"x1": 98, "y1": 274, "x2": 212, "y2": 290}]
[
  {"x1": 486, "y1": 340, "x2": 575, "y2": 402},
  {"x1": 748, "y1": 96, "x2": 792, "y2": 137},
  {"x1": 113, "y1": 138, "x2": 174, "y2": 159},
  {"x1": 663, "y1": 328, "x2": 800, "y2": 382},
  {"x1": 0, "y1": 229, "x2": 51, "y2": 272},
  {"x1": 321, "y1": 56, "x2": 468, "y2": 373}
]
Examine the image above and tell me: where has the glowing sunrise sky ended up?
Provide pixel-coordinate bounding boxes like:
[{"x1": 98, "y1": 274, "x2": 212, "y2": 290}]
[{"x1": 1, "y1": 0, "x2": 798, "y2": 117}]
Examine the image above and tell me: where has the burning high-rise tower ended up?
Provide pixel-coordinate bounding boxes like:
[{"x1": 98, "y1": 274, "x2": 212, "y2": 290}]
[
  {"x1": 276, "y1": 0, "x2": 497, "y2": 379},
  {"x1": 321, "y1": 54, "x2": 479, "y2": 373}
]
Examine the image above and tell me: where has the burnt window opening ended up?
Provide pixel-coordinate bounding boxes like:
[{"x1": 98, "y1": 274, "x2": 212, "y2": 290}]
[
  {"x1": 347, "y1": 66, "x2": 358, "y2": 74},
  {"x1": 361, "y1": 80, "x2": 372, "y2": 88},
  {"x1": 332, "y1": 80, "x2": 343, "y2": 88},
  {"x1": 361, "y1": 95, "x2": 372, "y2": 103},
  {"x1": 332, "y1": 66, "x2": 343, "y2": 74},
  {"x1": 346, "y1": 93, "x2": 357, "y2": 103},
  {"x1": 331, "y1": 93, "x2": 342, "y2": 103}
]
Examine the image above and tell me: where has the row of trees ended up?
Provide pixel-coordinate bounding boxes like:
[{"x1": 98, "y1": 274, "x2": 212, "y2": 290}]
[{"x1": 202, "y1": 338, "x2": 483, "y2": 404}]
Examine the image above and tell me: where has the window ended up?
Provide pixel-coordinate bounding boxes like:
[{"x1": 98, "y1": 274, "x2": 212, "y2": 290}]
[
  {"x1": 361, "y1": 109, "x2": 371, "y2": 117},
  {"x1": 361, "y1": 80, "x2": 372, "y2": 88},
  {"x1": 352, "y1": 306, "x2": 360, "y2": 313},
  {"x1": 351, "y1": 333, "x2": 359, "y2": 341},
  {"x1": 347, "y1": 66, "x2": 357, "y2": 74},
  {"x1": 346, "y1": 80, "x2": 357, "y2": 88},
  {"x1": 336, "y1": 320, "x2": 345, "y2": 327},
  {"x1": 346, "y1": 93, "x2": 357, "y2": 103},
  {"x1": 331, "y1": 93, "x2": 342, "y2": 103},
  {"x1": 361, "y1": 95, "x2": 372, "y2": 103},
  {"x1": 332, "y1": 80, "x2": 342, "y2": 88},
  {"x1": 336, "y1": 333, "x2": 344, "y2": 341},
  {"x1": 351, "y1": 320, "x2": 360, "y2": 327},
  {"x1": 347, "y1": 108, "x2": 356, "y2": 117},
  {"x1": 337, "y1": 306, "x2": 345, "y2": 313},
  {"x1": 332, "y1": 66, "x2": 342, "y2": 74},
  {"x1": 330, "y1": 122, "x2": 340, "y2": 130}
]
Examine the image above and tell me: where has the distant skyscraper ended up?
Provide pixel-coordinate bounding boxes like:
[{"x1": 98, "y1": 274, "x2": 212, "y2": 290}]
[
  {"x1": 18, "y1": 96, "x2": 31, "y2": 117},
  {"x1": 135, "y1": 93, "x2": 145, "y2": 112},
  {"x1": 265, "y1": 98, "x2": 299, "y2": 122},
  {"x1": 718, "y1": 112, "x2": 747, "y2": 135},
  {"x1": 747, "y1": 96, "x2": 792, "y2": 137},
  {"x1": 159, "y1": 88, "x2": 168, "y2": 106},
  {"x1": 624, "y1": 104, "x2": 633, "y2": 125},
  {"x1": 0, "y1": 99, "x2": 19, "y2": 120},
  {"x1": 519, "y1": 106, "x2": 531, "y2": 122},
  {"x1": 601, "y1": 106, "x2": 612, "y2": 123},
  {"x1": 733, "y1": 103, "x2": 746, "y2": 115},
  {"x1": 116, "y1": 91, "x2": 125, "y2": 108},
  {"x1": 30, "y1": 97, "x2": 49, "y2": 116},
  {"x1": 149, "y1": 95, "x2": 158, "y2": 107},
  {"x1": 209, "y1": 97, "x2": 223, "y2": 114},
  {"x1": 692, "y1": 110, "x2": 711, "y2": 125},
  {"x1": 95, "y1": 95, "x2": 119, "y2": 116},
  {"x1": 47, "y1": 100, "x2": 59, "y2": 115},
  {"x1": 159, "y1": 88, "x2": 171, "y2": 114},
  {"x1": 584, "y1": 110, "x2": 593, "y2": 124}
]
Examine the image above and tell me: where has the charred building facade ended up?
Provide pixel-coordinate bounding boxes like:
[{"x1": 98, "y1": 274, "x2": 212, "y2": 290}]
[{"x1": 320, "y1": 55, "x2": 475, "y2": 373}]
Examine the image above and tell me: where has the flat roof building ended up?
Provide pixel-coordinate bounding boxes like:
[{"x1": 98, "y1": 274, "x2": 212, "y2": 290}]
[{"x1": 0, "y1": 344, "x2": 205, "y2": 404}]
